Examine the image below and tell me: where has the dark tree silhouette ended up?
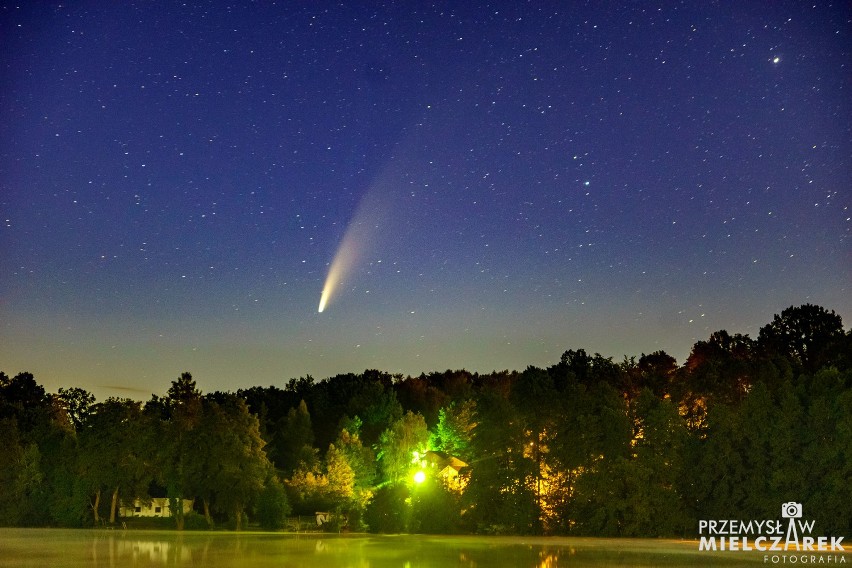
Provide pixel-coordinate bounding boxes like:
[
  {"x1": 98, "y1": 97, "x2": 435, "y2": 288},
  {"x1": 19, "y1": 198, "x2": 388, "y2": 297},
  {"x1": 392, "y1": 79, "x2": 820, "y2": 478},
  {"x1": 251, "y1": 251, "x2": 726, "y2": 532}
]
[{"x1": 758, "y1": 304, "x2": 845, "y2": 373}]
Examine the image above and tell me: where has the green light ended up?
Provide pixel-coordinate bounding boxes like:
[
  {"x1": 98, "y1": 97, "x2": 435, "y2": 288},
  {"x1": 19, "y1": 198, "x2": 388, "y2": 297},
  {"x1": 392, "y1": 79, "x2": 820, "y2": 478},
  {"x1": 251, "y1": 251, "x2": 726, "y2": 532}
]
[{"x1": 413, "y1": 470, "x2": 426, "y2": 484}]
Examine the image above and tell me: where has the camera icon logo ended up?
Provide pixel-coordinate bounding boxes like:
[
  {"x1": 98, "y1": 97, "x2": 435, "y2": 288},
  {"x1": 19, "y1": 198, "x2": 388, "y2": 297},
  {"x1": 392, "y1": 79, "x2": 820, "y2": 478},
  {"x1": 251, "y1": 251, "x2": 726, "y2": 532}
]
[{"x1": 782, "y1": 502, "x2": 803, "y2": 519}]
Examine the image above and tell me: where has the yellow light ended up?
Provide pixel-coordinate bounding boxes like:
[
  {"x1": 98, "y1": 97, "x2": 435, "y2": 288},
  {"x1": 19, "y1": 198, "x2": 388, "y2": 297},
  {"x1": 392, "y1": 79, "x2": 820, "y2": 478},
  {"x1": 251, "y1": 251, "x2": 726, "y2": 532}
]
[{"x1": 413, "y1": 470, "x2": 426, "y2": 484}]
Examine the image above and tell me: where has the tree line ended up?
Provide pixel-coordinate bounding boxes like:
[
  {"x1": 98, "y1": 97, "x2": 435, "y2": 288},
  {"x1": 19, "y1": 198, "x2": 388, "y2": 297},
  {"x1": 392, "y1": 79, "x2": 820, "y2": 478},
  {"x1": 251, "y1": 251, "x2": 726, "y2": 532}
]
[{"x1": 1, "y1": 303, "x2": 850, "y2": 535}]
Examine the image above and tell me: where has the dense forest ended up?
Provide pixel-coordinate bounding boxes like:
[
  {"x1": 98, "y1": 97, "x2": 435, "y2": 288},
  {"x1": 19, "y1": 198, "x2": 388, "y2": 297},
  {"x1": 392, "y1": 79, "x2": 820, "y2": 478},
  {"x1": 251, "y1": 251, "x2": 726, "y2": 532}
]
[{"x1": 1, "y1": 304, "x2": 850, "y2": 536}]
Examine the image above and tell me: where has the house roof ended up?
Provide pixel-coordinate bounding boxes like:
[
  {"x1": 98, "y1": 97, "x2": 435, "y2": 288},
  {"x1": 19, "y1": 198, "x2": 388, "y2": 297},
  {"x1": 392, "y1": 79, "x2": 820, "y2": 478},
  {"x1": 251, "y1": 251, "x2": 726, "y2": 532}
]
[{"x1": 424, "y1": 450, "x2": 467, "y2": 472}]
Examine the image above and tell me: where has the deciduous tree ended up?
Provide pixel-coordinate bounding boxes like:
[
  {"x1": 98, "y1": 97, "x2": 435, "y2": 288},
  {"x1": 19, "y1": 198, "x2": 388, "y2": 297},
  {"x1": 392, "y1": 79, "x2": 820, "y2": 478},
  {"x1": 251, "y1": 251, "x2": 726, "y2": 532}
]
[{"x1": 377, "y1": 411, "x2": 429, "y2": 485}]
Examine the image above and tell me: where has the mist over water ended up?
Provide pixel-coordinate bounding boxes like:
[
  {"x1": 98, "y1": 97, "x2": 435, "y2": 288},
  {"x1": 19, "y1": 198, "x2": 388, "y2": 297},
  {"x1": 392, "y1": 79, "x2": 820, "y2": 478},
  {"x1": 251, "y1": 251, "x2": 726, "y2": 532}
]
[{"x1": 0, "y1": 529, "x2": 823, "y2": 567}]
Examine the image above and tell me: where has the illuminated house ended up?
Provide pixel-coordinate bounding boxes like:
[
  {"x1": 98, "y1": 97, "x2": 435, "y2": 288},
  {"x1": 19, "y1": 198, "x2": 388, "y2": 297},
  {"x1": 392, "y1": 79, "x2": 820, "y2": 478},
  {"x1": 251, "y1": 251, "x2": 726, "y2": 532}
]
[
  {"x1": 423, "y1": 450, "x2": 468, "y2": 491},
  {"x1": 120, "y1": 498, "x2": 193, "y2": 518}
]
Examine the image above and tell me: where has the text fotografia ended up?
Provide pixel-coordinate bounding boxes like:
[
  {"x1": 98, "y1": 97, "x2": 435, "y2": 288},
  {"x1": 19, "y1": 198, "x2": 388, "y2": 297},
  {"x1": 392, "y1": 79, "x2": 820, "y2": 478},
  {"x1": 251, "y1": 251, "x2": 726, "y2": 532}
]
[{"x1": 698, "y1": 503, "x2": 846, "y2": 564}]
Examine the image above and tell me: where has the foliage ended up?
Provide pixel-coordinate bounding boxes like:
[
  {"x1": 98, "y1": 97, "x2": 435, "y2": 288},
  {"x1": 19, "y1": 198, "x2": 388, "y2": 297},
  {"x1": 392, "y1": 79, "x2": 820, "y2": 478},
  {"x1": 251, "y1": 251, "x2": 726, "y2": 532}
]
[
  {"x1": 160, "y1": 372, "x2": 203, "y2": 530},
  {"x1": 758, "y1": 304, "x2": 845, "y2": 372},
  {"x1": 199, "y1": 396, "x2": 272, "y2": 530},
  {"x1": 286, "y1": 464, "x2": 332, "y2": 513},
  {"x1": 269, "y1": 400, "x2": 316, "y2": 476},
  {"x1": 256, "y1": 478, "x2": 291, "y2": 530},
  {"x1": 377, "y1": 411, "x2": 429, "y2": 484},
  {"x1": 409, "y1": 472, "x2": 462, "y2": 534},
  {"x1": 56, "y1": 387, "x2": 95, "y2": 432},
  {"x1": 285, "y1": 432, "x2": 371, "y2": 529},
  {"x1": 364, "y1": 485, "x2": 409, "y2": 533},
  {"x1": 430, "y1": 399, "x2": 476, "y2": 460},
  {"x1": 1, "y1": 303, "x2": 849, "y2": 537},
  {"x1": 78, "y1": 398, "x2": 152, "y2": 525},
  {"x1": 463, "y1": 386, "x2": 540, "y2": 534}
]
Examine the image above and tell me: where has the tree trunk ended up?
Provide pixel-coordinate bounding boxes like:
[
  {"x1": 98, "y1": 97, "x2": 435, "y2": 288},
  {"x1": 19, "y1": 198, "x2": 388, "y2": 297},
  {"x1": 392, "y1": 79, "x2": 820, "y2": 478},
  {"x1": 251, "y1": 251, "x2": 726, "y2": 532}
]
[
  {"x1": 203, "y1": 498, "x2": 213, "y2": 528},
  {"x1": 234, "y1": 504, "x2": 243, "y2": 531},
  {"x1": 92, "y1": 490, "x2": 101, "y2": 525},
  {"x1": 109, "y1": 486, "x2": 119, "y2": 524},
  {"x1": 172, "y1": 497, "x2": 185, "y2": 531}
]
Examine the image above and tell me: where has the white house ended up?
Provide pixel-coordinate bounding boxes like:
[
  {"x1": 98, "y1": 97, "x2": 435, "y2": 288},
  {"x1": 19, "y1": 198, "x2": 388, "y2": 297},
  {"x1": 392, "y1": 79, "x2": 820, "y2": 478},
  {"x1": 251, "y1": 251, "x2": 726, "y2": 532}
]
[{"x1": 120, "y1": 498, "x2": 193, "y2": 518}]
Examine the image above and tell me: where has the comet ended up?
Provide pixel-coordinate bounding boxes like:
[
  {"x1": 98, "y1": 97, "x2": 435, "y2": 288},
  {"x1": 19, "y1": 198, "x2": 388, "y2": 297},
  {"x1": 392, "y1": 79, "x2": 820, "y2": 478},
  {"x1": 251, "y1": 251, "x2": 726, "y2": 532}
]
[
  {"x1": 317, "y1": 128, "x2": 428, "y2": 313},
  {"x1": 318, "y1": 233, "x2": 360, "y2": 313},
  {"x1": 317, "y1": 173, "x2": 393, "y2": 313}
]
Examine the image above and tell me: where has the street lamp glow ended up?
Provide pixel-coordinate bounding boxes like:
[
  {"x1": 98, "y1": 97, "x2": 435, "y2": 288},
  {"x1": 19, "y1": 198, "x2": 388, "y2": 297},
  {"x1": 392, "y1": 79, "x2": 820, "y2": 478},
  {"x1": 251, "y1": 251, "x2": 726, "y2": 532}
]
[{"x1": 413, "y1": 470, "x2": 426, "y2": 484}]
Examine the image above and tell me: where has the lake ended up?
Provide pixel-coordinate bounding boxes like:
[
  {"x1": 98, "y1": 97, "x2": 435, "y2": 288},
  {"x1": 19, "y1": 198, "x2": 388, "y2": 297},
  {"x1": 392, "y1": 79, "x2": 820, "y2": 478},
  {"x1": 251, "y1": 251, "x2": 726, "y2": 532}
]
[{"x1": 0, "y1": 529, "x2": 846, "y2": 567}]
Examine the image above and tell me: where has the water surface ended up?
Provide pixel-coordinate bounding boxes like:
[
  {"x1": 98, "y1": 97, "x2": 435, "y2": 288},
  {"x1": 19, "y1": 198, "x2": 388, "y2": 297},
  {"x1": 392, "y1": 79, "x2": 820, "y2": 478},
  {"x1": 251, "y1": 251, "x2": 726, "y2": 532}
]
[{"x1": 1, "y1": 529, "x2": 844, "y2": 567}]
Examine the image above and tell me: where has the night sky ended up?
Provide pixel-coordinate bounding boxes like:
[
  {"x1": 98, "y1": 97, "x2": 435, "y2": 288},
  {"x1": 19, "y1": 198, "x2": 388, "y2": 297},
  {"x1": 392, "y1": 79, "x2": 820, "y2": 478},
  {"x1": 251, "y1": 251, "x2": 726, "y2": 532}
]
[{"x1": 1, "y1": 2, "x2": 849, "y2": 400}]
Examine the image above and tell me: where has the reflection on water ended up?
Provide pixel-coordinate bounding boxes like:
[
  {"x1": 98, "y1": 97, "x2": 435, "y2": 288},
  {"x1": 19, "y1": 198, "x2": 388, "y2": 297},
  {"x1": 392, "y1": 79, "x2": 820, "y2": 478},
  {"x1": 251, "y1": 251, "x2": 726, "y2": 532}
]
[
  {"x1": 94, "y1": 536, "x2": 193, "y2": 565},
  {"x1": 1, "y1": 529, "x2": 848, "y2": 567}
]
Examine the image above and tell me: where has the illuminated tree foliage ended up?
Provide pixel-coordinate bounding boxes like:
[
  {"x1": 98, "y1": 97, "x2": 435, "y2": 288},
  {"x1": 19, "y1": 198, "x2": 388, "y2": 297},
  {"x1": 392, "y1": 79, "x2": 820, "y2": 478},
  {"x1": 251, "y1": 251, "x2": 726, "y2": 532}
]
[
  {"x1": 377, "y1": 411, "x2": 429, "y2": 484},
  {"x1": 283, "y1": 418, "x2": 377, "y2": 530},
  {"x1": 429, "y1": 399, "x2": 476, "y2": 460},
  {"x1": 0, "y1": 304, "x2": 849, "y2": 535}
]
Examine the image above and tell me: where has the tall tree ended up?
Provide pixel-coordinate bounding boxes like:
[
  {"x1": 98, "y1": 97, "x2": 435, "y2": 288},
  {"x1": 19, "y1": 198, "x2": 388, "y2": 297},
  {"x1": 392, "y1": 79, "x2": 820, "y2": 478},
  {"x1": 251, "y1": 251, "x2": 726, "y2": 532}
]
[
  {"x1": 78, "y1": 398, "x2": 151, "y2": 524},
  {"x1": 555, "y1": 380, "x2": 633, "y2": 535},
  {"x1": 800, "y1": 368, "x2": 852, "y2": 535},
  {"x1": 0, "y1": 372, "x2": 53, "y2": 438},
  {"x1": 511, "y1": 366, "x2": 557, "y2": 530},
  {"x1": 270, "y1": 399, "x2": 317, "y2": 476},
  {"x1": 332, "y1": 421, "x2": 376, "y2": 530},
  {"x1": 758, "y1": 304, "x2": 845, "y2": 373},
  {"x1": 624, "y1": 389, "x2": 690, "y2": 536},
  {"x1": 0, "y1": 418, "x2": 40, "y2": 525},
  {"x1": 162, "y1": 372, "x2": 203, "y2": 530},
  {"x1": 429, "y1": 399, "x2": 477, "y2": 460},
  {"x1": 377, "y1": 411, "x2": 429, "y2": 485},
  {"x1": 56, "y1": 387, "x2": 95, "y2": 432},
  {"x1": 200, "y1": 396, "x2": 272, "y2": 530},
  {"x1": 0, "y1": 374, "x2": 82, "y2": 526},
  {"x1": 637, "y1": 351, "x2": 678, "y2": 398},
  {"x1": 464, "y1": 388, "x2": 539, "y2": 534},
  {"x1": 676, "y1": 330, "x2": 757, "y2": 430}
]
